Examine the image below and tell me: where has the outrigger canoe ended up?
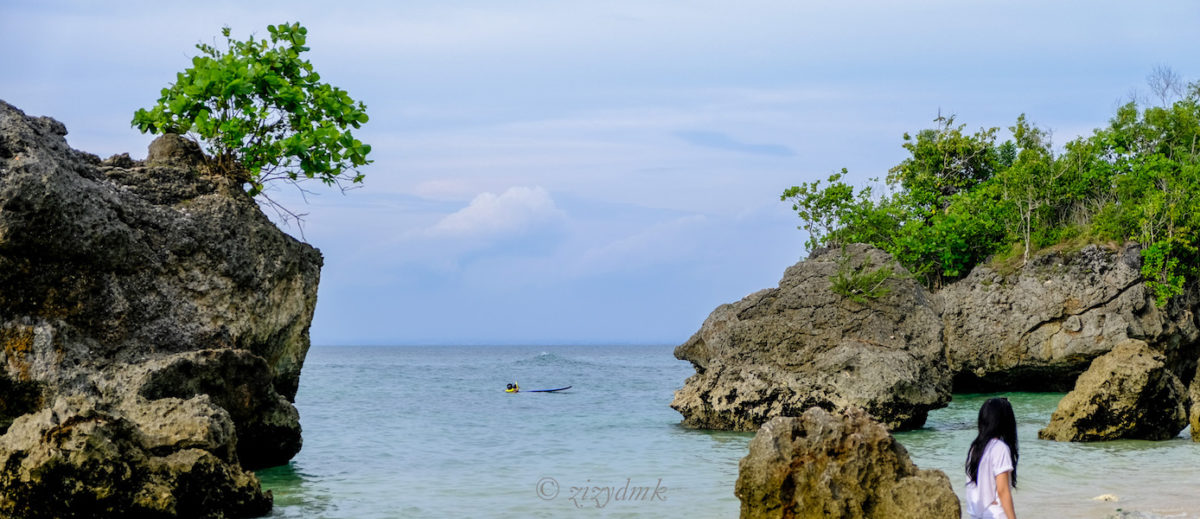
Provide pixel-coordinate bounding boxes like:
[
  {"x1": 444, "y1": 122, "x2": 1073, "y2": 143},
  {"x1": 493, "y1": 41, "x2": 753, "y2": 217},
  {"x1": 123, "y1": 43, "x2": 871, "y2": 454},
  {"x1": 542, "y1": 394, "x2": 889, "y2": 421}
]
[{"x1": 523, "y1": 386, "x2": 571, "y2": 393}]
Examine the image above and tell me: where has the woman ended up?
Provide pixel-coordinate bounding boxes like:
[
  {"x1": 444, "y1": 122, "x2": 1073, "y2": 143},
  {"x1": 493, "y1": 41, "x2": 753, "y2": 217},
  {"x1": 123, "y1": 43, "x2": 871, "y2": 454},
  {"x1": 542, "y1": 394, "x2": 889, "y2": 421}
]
[{"x1": 965, "y1": 397, "x2": 1018, "y2": 519}]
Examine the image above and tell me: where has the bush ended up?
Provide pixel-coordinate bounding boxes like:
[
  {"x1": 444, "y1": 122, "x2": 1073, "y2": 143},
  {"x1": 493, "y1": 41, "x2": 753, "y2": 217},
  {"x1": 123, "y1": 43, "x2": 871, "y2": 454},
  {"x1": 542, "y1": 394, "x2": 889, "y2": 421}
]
[{"x1": 785, "y1": 72, "x2": 1200, "y2": 306}]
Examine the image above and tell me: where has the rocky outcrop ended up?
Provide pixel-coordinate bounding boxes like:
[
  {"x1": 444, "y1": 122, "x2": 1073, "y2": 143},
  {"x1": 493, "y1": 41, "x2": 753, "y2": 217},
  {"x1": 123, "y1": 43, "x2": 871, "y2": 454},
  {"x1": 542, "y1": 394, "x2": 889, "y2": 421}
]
[
  {"x1": 735, "y1": 407, "x2": 959, "y2": 519},
  {"x1": 674, "y1": 237, "x2": 1200, "y2": 443},
  {"x1": 131, "y1": 349, "x2": 302, "y2": 470},
  {"x1": 1190, "y1": 363, "x2": 1200, "y2": 442},
  {"x1": 672, "y1": 244, "x2": 951, "y2": 432},
  {"x1": 1038, "y1": 340, "x2": 1188, "y2": 441},
  {"x1": 0, "y1": 99, "x2": 321, "y2": 516},
  {"x1": 941, "y1": 244, "x2": 1200, "y2": 391},
  {"x1": 0, "y1": 103, "x2": 319, "y2": 401},
  {"x1": 0, "y1": 397, "x2": 271, "y2": 519}
]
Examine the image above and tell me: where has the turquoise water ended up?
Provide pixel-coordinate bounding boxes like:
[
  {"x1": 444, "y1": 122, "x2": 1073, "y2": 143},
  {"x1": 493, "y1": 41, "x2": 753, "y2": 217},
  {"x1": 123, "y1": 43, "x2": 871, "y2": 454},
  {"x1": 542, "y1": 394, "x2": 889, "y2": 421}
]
[{"x1": 258, "y1": 346, "x2": 1200, "y2": 518}]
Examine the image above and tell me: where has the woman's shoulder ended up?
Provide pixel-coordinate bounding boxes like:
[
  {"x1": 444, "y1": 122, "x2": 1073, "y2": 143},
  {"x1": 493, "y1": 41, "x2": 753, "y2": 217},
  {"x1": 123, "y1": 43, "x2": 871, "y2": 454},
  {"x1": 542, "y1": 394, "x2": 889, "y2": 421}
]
[{"x1": 984, "y1": 437, "x2": 1011, "y2": 455}]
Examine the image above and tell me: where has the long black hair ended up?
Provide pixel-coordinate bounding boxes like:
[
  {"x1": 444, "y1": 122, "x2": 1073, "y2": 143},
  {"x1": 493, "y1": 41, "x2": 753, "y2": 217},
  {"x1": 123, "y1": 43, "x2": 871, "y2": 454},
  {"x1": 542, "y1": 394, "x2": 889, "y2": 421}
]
[{"x1": 965, "y1": 397, "x2": 1018, "y2": 487}]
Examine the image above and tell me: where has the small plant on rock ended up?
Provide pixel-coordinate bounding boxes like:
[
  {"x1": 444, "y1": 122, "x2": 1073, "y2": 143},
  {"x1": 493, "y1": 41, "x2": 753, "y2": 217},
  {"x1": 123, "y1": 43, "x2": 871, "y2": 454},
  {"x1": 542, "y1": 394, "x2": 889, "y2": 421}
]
[{"x1": 830, "y1": 251, "x2": 894, "y2": 304}]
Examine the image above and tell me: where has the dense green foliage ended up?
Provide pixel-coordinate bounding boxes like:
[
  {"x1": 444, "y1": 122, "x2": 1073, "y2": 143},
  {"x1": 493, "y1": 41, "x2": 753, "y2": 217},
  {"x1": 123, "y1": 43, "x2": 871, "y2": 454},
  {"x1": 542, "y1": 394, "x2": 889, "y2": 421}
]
[
  {"x1": 132, "y1": 23, "x2": 371, "y2": 198},
  {"x1": 784, "y1": 83, "x2": 1200, "y2": 306}
]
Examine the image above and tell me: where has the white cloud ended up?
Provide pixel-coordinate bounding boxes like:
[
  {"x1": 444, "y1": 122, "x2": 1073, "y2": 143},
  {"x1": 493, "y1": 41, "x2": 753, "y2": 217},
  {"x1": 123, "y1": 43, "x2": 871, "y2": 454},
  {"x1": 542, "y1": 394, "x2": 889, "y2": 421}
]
[
  {"x1": 426, "y1": 186, "x2": 565, "y2": 240},
  {"x1": 304, "y1": 186, "x2": 570, "y2": 281}
]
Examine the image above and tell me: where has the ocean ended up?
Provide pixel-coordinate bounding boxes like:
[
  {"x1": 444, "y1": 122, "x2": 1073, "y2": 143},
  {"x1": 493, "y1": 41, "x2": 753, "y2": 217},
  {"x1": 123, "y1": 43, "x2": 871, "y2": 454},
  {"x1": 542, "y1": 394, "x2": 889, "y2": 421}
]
[{"x1": 256, "y1": 345, "x2": 1200, "y2": 518}]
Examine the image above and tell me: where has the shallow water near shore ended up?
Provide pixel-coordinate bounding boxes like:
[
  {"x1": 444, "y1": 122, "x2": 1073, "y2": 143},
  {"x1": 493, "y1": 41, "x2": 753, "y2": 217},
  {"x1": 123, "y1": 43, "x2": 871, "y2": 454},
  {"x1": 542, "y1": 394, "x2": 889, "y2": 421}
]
[
  {"x1": 895, "y1": 393, "x2": 1200, "y2": 518},
  {"x1": 258, "y1": 345, "x2": 1200, "y2": 518}
]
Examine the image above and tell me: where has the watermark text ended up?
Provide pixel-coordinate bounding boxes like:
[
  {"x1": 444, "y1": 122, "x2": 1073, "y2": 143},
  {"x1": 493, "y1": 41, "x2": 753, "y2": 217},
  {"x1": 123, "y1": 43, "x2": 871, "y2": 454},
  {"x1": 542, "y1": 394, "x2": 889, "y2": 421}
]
[{"x1": 535, "y1": 477, "x2": 667, "y2": 508}]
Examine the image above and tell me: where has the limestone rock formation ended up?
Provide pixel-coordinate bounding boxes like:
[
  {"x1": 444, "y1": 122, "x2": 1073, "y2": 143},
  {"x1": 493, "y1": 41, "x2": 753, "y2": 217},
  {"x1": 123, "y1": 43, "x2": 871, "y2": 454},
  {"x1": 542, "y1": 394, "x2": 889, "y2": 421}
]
[
  {"x1": 0, "y1": 100, "x2": 322, "y2": 516},
  {"x1": 672, "y1": 244, "x2": 951, "y2": 432},
  {"x1": 735, "y1": 407, "x2": 959, "y2": 519},
  {"x1": 1038, "y1": 340, "x2": 1188, "y2": 441},
  {"x1": 941, "y1": 244, "x2": 1200, "y2": 391},
  {"x1": 1190, "y1": 363, "x2": 1200, "y2": 442},
  {"x1": 0, "y1": 397, "x2": 271, "y2": 519},
  {"x1": 0, "y1": 100, "x2": 320, "y2": 402},
  {"x1": 131, "y1": 349, "x2": 302, "y2": 470}
]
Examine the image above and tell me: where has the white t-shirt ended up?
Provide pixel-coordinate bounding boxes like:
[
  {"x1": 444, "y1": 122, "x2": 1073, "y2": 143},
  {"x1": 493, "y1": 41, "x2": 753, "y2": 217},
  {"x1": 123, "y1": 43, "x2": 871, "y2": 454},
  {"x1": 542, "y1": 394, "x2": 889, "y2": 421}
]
[{"x1": 965, "y1": 438, "x2": 1014, "y2": 519}]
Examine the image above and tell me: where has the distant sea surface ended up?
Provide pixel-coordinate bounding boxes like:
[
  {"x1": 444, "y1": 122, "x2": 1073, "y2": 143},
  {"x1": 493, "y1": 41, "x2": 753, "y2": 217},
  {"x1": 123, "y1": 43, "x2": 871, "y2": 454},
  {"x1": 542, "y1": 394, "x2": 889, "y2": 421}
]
[{"x1": 257, "y1": 345, "x2": 1200, "y2": 518}]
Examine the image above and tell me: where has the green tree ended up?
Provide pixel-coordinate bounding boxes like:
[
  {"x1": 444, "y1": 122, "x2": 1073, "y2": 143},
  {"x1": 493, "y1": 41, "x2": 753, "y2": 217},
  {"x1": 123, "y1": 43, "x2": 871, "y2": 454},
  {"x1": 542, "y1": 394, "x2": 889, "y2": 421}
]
[
  {"x1": 887, "y1": 114, "x2": 999, "y2": 215},
  {"x1": 783, "y1": 72, "x2": 1200, "y2": 307},
  {"x1": 781, "y1": 169, "x2": 860, "y2": 252},
  {"x1": 1094, "y1": 93, "x2": 1200, "y2": 305},
  {"x1": 132, "y1": 22, "x2": 371, "y2": 215},
  {"x1": 997, "y1": 114, "x2": 1060, "y2": 264}
]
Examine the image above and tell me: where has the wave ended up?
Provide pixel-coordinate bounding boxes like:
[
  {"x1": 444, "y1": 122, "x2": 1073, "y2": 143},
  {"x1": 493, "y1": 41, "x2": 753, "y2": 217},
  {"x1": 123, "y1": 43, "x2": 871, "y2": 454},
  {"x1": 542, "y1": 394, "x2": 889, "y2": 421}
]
[{"x1": 512, "y1": 351, "x2": 599, "y2": 368}]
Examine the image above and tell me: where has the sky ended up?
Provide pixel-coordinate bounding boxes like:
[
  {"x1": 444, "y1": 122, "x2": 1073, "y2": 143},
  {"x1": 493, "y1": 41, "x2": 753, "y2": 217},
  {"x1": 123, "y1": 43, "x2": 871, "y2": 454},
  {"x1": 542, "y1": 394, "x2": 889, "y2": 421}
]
[{"x1": 3, "y1": 1, "x2": 1200, "y2": 345}]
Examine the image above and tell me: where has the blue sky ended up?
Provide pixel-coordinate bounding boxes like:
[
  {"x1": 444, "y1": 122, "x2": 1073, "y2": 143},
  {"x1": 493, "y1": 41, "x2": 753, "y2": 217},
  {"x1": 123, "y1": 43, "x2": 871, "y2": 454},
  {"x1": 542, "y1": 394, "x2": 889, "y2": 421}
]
[{"x1": 4, "y1": 1, "x2": 1200, "y2": 345}]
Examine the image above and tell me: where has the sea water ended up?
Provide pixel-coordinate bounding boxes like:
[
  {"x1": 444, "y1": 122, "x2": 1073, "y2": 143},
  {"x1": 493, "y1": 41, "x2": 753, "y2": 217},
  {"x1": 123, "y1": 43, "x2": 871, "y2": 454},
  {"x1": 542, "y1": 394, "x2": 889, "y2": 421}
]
[{"x1": 257, "y1": 345, "x2": 1200, "y2": 518}]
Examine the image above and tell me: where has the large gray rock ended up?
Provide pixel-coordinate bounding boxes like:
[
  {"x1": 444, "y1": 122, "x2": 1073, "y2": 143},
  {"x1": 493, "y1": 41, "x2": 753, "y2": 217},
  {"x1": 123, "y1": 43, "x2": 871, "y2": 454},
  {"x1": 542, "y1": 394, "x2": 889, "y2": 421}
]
[
  {"x1": 672, "y1": 244, "x2": 951, "y2": 432},
  {"x1": 0, "y1": 100, "x2": 322, "y2": 516},
  {"x1": 0, "y1": 101, "x2": 319, "y2": 401},
  {"x1": 941, "y1": 244, "x2": 1200, "y2": 390},
  {"x1": 132, "y1": 349, "x2": 302, "y2": 469},
  {"x1": 0, "y1": 397, "x2": 272, "y2": 519},
  {"x1": 735, "y1": 407, "x2": 959, "y2": 519},
  {"x1": 1038, "y1": 340, "x2": 1188, "y2": 441},
  {"x1": 1190, "y1": 362, "x2": 1200, "y2": 442}
]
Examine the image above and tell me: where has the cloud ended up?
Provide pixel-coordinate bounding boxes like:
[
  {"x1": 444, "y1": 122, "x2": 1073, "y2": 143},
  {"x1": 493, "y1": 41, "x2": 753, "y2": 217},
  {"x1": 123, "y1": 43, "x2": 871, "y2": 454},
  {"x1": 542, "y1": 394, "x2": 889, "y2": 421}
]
[
  {"x1": 426, "y1": 185, "x2": 566, "y2": 239},
  {"x1": 674, "y1": 130, "x2": 795, "y2": 157},
  {"x1": 12, "y1": 0, "x2": 1200, "y2": 346},
  {"x1": 310, "y1": 186, "x2": 568, "y2": 281}
]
